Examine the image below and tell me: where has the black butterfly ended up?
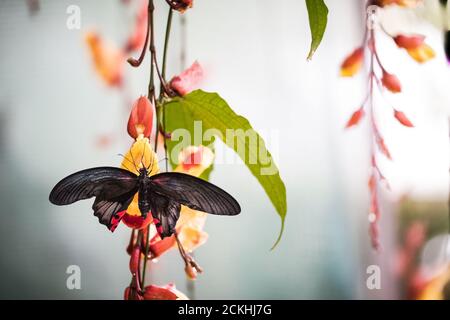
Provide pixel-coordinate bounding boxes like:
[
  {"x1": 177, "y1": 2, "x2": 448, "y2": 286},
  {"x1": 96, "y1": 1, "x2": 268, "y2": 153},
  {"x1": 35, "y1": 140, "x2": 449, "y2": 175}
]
[{"x1": 49, "y1": 166, "x2": 240, "y2": 238}]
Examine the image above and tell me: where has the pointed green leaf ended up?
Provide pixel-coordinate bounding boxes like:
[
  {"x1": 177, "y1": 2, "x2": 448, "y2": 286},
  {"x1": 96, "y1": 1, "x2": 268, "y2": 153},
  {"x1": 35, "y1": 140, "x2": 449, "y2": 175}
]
[
  {"x1": 305, "y1": 0, "x2": 328, "y2": 60},
  {"x1": 164, "y1": 90, "x2": 287, "y2": 248}
]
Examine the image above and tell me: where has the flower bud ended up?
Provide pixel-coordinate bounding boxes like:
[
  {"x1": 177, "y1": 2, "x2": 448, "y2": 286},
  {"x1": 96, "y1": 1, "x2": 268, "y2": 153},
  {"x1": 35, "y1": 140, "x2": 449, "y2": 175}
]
[
  {"x1": 127, "y1": 96, "x2": 154, "y2": 139},
  {"x1": 381, "y1": 71, "x2": 401, "y2": 93},
  {"x1": 394, "y1": 110, "x2": 414, "y2": 127},
  {"x1": 345, "y1": 108, "x2": 365, "y2": 128}
]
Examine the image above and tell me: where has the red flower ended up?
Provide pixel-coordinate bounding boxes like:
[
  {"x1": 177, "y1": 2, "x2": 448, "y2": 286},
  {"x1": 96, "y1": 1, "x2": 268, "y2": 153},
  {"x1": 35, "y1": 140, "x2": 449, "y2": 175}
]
[{"x1": 127, "y1": 96, "x2": 154, "y2": 139}]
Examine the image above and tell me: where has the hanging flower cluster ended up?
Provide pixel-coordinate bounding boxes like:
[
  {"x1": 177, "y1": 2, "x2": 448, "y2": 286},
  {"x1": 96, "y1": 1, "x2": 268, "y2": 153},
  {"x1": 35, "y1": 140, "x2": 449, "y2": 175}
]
[
  {"x1": 88, "y1": 0, "x2": 217, "y2": 300},
  {"x1": 340, "y1": 0, "x2": 435, "y2": 249}
]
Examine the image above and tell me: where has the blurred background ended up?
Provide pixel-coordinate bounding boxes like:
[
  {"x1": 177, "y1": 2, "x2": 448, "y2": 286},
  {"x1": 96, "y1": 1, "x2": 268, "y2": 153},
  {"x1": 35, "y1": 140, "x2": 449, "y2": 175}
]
[{"x1": 0, "y1": 0, "x2": 449, "y2": 299}]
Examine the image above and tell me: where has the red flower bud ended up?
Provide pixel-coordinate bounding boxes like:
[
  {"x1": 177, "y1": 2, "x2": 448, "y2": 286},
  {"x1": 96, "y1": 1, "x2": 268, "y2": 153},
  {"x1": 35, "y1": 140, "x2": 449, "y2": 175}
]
[
  {"x1": 394, "y1": 110, "x2": 414, "y2": 127},
  {"x1": 381, "y1": 71, "x2": 402, "y2": 93},
  {"x1": 127, "y1": 96, "x2": 154, "y2": 139},
  {"x1": 345, "y1": 108, "x2": 365, "y2": 128}
]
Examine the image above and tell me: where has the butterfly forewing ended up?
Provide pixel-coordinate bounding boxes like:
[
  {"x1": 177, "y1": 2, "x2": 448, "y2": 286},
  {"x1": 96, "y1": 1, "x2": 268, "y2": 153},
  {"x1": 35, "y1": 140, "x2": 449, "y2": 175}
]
[
  {"x1": 149, "y1": 172, "x2": 241, "y2": 216},
  {"x1": 49, "y1": 167, "x2": 138, "y2": 205}
]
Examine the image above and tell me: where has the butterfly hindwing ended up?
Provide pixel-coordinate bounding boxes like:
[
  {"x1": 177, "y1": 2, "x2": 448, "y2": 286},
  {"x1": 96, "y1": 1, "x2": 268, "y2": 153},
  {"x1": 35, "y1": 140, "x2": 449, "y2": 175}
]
[
  {"x1": 147, "y1": 192, "x2": 181, "y2": 238},
  {"x1": 149, "y1": 172, "x2": 241, "y2": 216},
  {"x1": 92, "y1": 189, "x2": 136, "y2": 230}
]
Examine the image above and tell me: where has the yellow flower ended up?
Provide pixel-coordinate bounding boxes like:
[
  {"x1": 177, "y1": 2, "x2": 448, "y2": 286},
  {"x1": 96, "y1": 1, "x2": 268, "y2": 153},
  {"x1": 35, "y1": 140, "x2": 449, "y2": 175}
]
[{"x1": 121, "y1": 135, "x2": 159, "y2": 218}]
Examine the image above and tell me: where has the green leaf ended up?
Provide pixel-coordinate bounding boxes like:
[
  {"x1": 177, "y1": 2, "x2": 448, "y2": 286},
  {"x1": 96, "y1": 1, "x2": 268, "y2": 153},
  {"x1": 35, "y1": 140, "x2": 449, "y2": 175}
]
[
  {"x1": 164, "y1": 90, "x2": 287, "y2": 249},
  {"x1": 305, "y1": 0, "x2": 328, "y2": 60}
]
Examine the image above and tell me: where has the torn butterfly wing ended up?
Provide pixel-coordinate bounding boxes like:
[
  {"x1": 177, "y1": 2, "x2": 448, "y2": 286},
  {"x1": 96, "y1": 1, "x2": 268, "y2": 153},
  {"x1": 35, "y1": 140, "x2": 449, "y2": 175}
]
[{"x1": 49, "y1": 167, "x2": 139, "y2": 229}]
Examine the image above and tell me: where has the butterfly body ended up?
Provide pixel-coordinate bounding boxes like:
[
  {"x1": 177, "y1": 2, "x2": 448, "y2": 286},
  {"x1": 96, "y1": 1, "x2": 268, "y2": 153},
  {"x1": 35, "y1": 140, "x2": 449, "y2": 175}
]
[{"x1": 49, "y1": 166, "x2": 240, "y2": 238}]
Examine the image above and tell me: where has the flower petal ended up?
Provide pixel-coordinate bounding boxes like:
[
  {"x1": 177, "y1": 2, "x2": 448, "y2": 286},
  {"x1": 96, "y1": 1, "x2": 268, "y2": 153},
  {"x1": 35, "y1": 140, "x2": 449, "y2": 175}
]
[
  {"x1": 170, "y1": 61, "x2": 204, "y2": 96},
  {"x1": 340, "y1": 47, "x2": 364, "y2": 77},
  {"x1": 345, "y1": 108, "x2": 365, "y2": 128},
  {"x1": 394, "y1": 110, "x2": 414, "y2": 127},
  {"x1": 85, "y1": 31, "x2": 124, "y2": 87},
  {"x1": 144, "y1": 284, "x2": 188, "y2": 300}
]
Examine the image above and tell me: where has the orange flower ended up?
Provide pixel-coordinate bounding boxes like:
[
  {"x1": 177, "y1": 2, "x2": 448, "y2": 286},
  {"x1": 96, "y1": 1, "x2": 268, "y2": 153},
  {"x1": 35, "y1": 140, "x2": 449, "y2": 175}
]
[
  {"x1": 340, "y1": 47, "x2": 364, "y2": 77},
  {"x1": 381, "y1": 71, "x2": 402, "y2": 93},
  {"x1": 394, "y1": 35, "x2": 435, "y2": 63},
  {"x1": 85, "y1": 31, "x2": 124, "y2": 87}
]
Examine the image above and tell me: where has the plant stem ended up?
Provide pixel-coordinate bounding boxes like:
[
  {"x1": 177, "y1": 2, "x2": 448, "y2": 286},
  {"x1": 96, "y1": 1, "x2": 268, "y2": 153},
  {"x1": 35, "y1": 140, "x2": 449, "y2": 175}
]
[
  {"x1": 140, "y1": 225, "x2": 151, "y2": 289},
  {"x1": 148, "y1": 0, "x2": 155, "y2": 101},
  {"x1": 142, "y1": 0, "x2": 155, "y2": 289},
  {"x1": 161, "y1": 8, "x2": 173, "y2": 82}
]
